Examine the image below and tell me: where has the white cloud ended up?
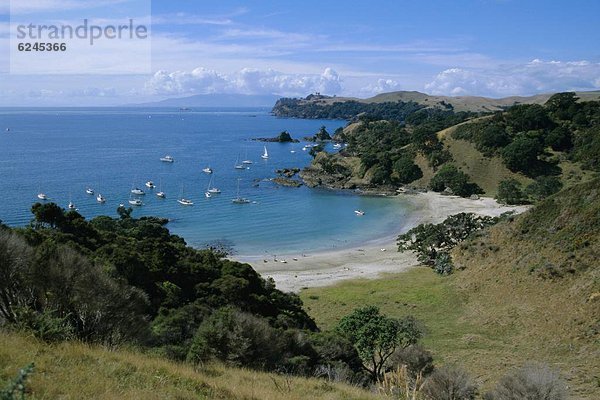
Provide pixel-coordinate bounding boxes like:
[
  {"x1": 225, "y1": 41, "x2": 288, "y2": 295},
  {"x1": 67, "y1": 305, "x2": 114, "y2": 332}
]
[
  {"x1": 360, "y1": 78, "x2": 402, "y2": 95},
  {"x1": 425, "y1": 59, "x2": 600, "y2": 97},
  {"x1": 144, "y1": 67, "x2": 342, "y2": 97}
]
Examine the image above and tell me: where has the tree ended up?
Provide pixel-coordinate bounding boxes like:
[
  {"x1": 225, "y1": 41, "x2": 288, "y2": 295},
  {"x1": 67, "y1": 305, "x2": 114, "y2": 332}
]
[
  {"x1": 496, "y1": 179, "x2": 527, "y2": 205},
  {"x1": 479, "y1": 125, "x2": 511, "y2": 150},
  {"x1": 429, "y1": 165, "x2": 483, "y2": 197},
  {"x1": 545, "y1": 92, "x2": 578, "y2": 121},
  {"x1": 31, "y1": 202, "x2": 65, "y2": 228},
  {"x1": 336, "y1": 306, "x2": 423, "y2": 381},
  {"x1": 393, "y1": 156, "x2": 423, "y2": 184},
  {"x1": 545, "y1": 127, "x2": 572, "y2": 151},
  {"x1": 501, "y1": 136, "x2": 543, "y2": 173},
  {"x1": 398, "y1": 213, "x2": 497, "y2": 269}
]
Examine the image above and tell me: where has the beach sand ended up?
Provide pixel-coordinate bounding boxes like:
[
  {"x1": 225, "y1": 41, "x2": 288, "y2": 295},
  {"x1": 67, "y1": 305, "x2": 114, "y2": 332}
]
[{"x1": 233, "y1": 192, "x2": 529, "y2": 292}]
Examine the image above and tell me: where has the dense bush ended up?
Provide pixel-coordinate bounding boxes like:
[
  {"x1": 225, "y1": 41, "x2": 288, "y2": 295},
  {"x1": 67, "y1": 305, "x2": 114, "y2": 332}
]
[
  {"x1": 496, "y1": 179, "x2": 528, "y2": 205},
  {"x1": 429, "y1": 165, "x2": 483, "y2": 197},
  {"x1": 398, "y1": 213, "x2": 498, "y2": 271},
  {"x1": 393, "y1": 155, "x2": 423, "y2": 184},
  {"x1": 501, "y1": 136, "x2": 544, "y2": 173},
  {"x1": 525, "y1": 176, "x2": 563, "y2": 201}
]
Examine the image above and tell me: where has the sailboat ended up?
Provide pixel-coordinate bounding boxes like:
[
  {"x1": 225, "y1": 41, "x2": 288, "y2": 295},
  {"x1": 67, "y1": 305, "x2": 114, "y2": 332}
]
[
  {"x1": 234, "y1": 154, "x2": 246, "y2": 170},
  {"x1": 202, "y1": 166, "x2": 213, "y2": 174},
  {"x1": 67, "y1": 193, "x2": 77, "y2": 211},
  {"x1": 232, "y1": 178, "x2": 250, "y2": 204},
  {"x1": 207, "y1": 175, "x2": 221, "y2": 194},
  {"x1": 261, "y1": 146, "x2": 269, "y2": 159},
  {"x1": 177, "y1": 185, "x2": 194, "y2": 206},
  {"x1": 156, "y1": 178, "x2": 166, "y2": 198},
  {"x1": 86, "y1": 188, "x2": 94, "y2": 195},
  {"x1": 37, "y1": 193, "x2": 48, "y2": 200},
  {"x1": 242, "y1": 149, "x2": 253, "y2": 164},
  {"x1": 96, "y1": 193, "x2": 106, "y2": 203}
]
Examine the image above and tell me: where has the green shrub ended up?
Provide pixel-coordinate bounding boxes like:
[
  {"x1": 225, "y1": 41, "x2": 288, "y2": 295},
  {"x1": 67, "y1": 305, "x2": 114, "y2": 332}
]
[
  {"x1": 429, "y1": 165, "x2": 483, "y2": 197},
  {"x1": 393, "y1": 156, "x2": 423, "y2": 184},
  {"x1": 1, "y1": 363, "x2": 34, "y2": 400},
  {"x1": 496, "y1": 179, "x2": 528, "y2": 205},
  {"x1": 525, "y1": 176, "x2": 563, "y2": 201},
  {"x1": 501, "y1": 136, "x2": 543, "y2": 173}
]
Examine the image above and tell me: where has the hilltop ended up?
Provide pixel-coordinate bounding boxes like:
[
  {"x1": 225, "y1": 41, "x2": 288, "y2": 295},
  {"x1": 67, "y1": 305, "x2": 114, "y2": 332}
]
[
  {"x1": 299, "y1": 91, "x2": 599, "y2": 199},
  {"x1": 272, "y1": 90, "x2": 600, "y2": 116}
]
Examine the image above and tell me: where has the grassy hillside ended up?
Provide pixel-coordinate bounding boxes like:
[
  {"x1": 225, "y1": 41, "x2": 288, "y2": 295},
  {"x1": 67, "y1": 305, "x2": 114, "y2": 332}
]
[
  {"x1": 275, "y1": 90, "x2": 600, "y2": 114},
  {"x1": 0, "y1": 331, "x2": 378, "y2": 400},
  {"x1": 301, "y1": 178, "x2": 600, "y2": 398}
]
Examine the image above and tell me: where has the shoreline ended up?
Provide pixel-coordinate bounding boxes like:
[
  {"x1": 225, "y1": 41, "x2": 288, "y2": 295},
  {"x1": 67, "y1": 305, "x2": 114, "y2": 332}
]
[{"x1": 233, "y1": 192, "x2": 529, "y2": 292}]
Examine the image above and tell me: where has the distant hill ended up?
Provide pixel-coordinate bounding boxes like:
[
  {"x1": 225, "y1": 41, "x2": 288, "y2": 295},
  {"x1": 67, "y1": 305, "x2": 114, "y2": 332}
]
[
  {"x1": 134, "y1": 93, "x2": 280, "y2": 108},
  {"x1": 273, "y1": 90, "x2": 600, "y2": 115}
]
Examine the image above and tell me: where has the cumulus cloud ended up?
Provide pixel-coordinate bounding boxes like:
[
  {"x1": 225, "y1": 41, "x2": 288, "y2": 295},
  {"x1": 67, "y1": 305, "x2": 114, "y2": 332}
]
[
  {"x1": 144, "y1": 67, "x2": 342, "y2": 97},
  {"x1": 360, "y1": 79, "x2": 402, "y2": 96},
  {"x1": 425, "y1": 59, "x2": 600, "y2": 97}
]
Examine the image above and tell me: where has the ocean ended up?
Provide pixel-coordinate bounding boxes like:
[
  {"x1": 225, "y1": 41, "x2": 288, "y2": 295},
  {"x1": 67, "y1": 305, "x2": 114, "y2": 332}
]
[{"x1": 0, "y1": 107, "x2": 413, "y2": 255}]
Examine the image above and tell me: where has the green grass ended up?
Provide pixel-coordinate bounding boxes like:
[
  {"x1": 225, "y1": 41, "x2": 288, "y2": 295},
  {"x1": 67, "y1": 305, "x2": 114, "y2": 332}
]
[
  {"x1": 301, "y1": 268, "x2": 479, "y2": 360},
  {"x1": 0, "y1": 331, "x2": 379, "y2": 400}
]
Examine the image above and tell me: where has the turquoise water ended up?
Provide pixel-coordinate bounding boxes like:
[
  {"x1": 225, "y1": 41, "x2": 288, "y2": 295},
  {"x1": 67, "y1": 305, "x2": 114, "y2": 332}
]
[{"x1": 0, "y1": 108, "x2": 412, "y2": 255}]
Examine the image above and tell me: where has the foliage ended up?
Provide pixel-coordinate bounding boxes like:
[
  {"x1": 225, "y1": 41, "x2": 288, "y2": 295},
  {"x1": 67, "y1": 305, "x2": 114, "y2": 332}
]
[
  {"x1": 421, "y1": 365, "x2": 478, "y2": 400},
  {"x1": 525, "y1": 176, "x2": 563, "y2": 202},
  {"x1": 545, "y1": 126, "x2": 572, "y2": 151},
  {"x1": 336, "y1": 306, "x2": 423, "y2": 380},
  {"x1": 496, "y1": 179, "x2": 528, "y2": 205},
  {"x1": 309, "y1": 143, "x2": 325, "y2": 158},
  {"x1": 0, "y1": 363, "x2": 34, "y2": 400},
  {"x1": 572, "y1": 125, "x2": 600, "y2": 171},
  {"x1": 485, "y1": 363, "x2": 567, "y2": 400},
  {"x1": 429, "y1": 165, "x2": 483, "y2": 197},
  {"x1": 501, "y1": 136, "x2": 544, "y2": 173},
  {"x1": 2, "y1": 204, "x2": 317, "y2": 364},
  {"x1": 272, "y1": 97, "x2": 425, "y2": 121},
  {"x1": 393, "y1": 156, "x2": 423, "y2": 184},
  {"x1": 187, "y1": 307, "x2": 286, "y2": 370},
  {"x1": 397, "y1": 213, "x2": 497, "y2": 270}
]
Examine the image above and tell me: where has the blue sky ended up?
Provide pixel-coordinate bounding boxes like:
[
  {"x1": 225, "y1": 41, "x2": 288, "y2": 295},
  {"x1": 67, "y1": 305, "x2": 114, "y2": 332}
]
[{"x1": 0, "y1": 0, "x2": 599, "y2": 105}]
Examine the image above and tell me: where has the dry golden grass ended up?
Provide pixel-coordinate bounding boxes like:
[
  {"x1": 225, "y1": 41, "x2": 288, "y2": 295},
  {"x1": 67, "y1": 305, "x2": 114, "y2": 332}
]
[
  {"x1": 0, "y1": 332, "x2": 380, "y2": 400},
  {"x1": 302, "y1": 180, "x2": 600, "y2": 399}
]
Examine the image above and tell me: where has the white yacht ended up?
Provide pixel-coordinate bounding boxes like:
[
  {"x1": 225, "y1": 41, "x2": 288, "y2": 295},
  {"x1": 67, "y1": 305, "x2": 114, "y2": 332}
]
[
  {"x1": 68, "y1": 202, "x2": 76, "y2": 210},
  {"x1": 129, "y1": 199, "x2": 143, "y2": 206},
  {"x1": 156, "y1": 191, "x2": 166, "y2": 198},
  {"x1": 207, "y1": 175, "x2": 221, "y2": 194},
  {"x1": 202, "y1": 167, "x2": 213, "y2": 174},
  {"x1": 145, "y1": 181, "x2": 155, "y2": 189},
  {"x1": 160, "y1": 155, "x2": 174, "y2": 163},
  {"x1": 261, "y1": 146, "x2": 269, "y2": 159},
  {"x1": 37, "y1": 193, "x2": 48, "y2": 200},
  {"x1": 232, "y1": 178, "x2": 250, "y2": 204},
  {"x1": 85, "y1": 188, "x2": 94, "y2": 195},
  {"x1": 354, "y1": 210, "x2": 365, "y2": 216},
  {"x1": 178, "y1": 185, "x2": 193, "y2": 205},
  {"x1": 131, "y1": 188, "x2": 145, "y2": 195},
  {"x1": 96, "y1": 194, "x2": 106, "y2": 203}
]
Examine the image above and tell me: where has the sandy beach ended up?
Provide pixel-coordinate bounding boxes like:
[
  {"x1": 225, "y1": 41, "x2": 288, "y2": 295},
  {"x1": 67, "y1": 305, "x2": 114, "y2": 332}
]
[{"x1": 234, "y1": 192, "x2": 529, "y2": 292}]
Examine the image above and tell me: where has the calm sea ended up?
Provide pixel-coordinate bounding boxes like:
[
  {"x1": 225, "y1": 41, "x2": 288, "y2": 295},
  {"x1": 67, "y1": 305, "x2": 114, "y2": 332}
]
[{"x1": 0, "y1": 107, "x2": 413, "y2": 255}]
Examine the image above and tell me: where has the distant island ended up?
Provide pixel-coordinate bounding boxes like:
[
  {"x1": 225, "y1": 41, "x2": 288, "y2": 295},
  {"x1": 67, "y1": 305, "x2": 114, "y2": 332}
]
[{"x1": 132, "y1": 93, "x2": 280, "y2": 108}]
